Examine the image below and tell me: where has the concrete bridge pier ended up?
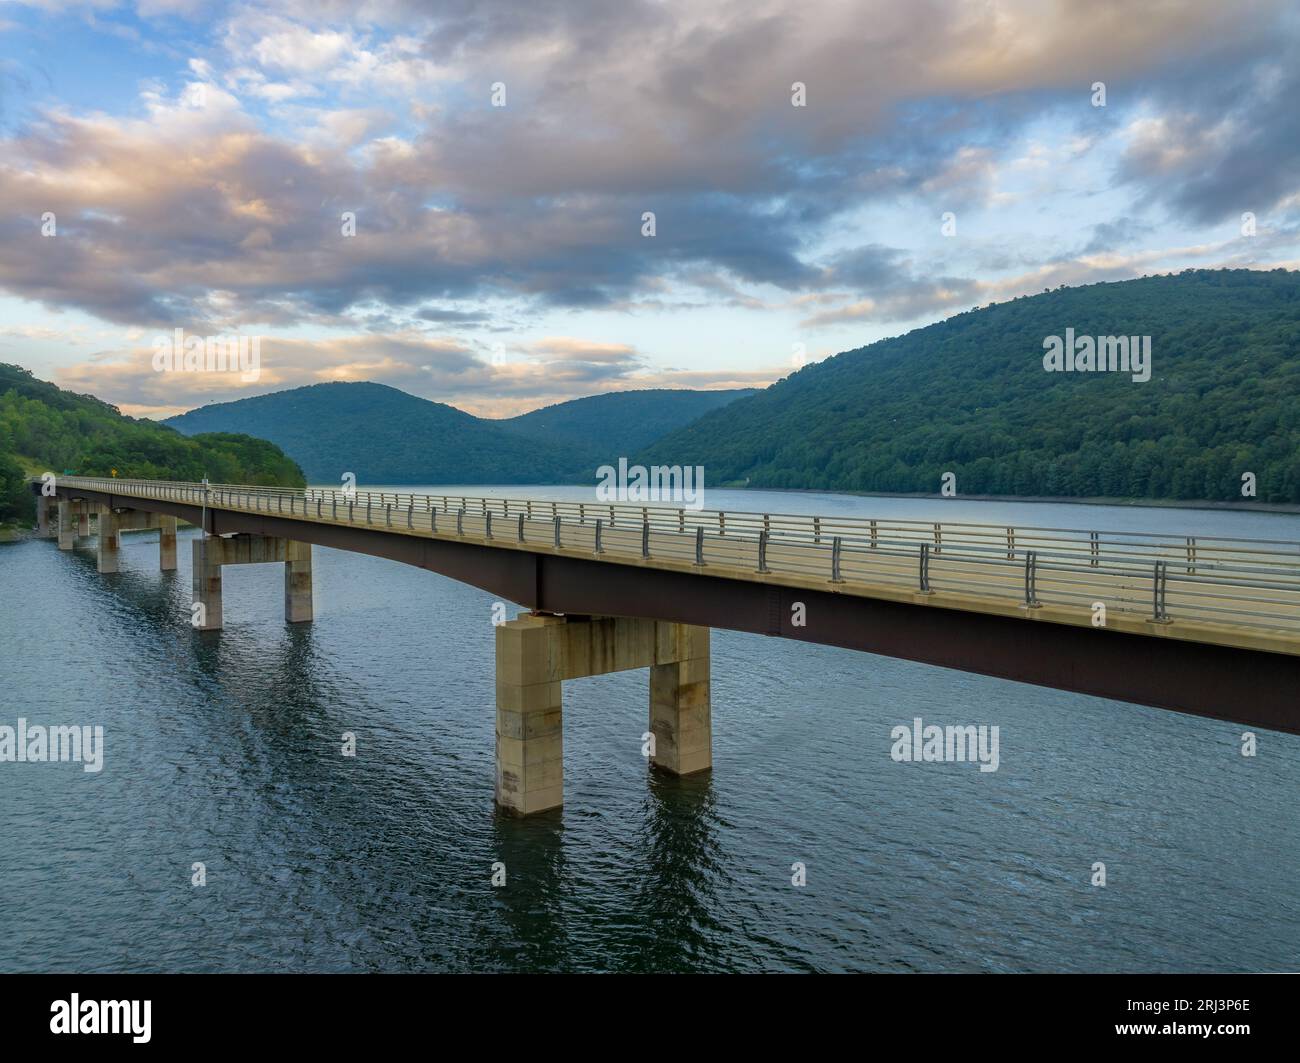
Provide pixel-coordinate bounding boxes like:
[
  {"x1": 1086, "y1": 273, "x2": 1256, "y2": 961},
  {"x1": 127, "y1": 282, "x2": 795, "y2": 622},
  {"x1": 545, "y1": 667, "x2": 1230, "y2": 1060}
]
[
  {"x1": 77, "y1": 508, "x2": 90, "y2": 538},
  {"x1": 159, "y1": 515, "x2": 177, "y2": 572},
  {"x1": 57, "y1": 500, "x2": 76, "y2": 551},
  {"x1": 495, "y1": 612, "x2": 711, "y2": 815},
  {"x1": 97, "y1": 507, "x2": 120, "y2": 572},
  {"x1": 36, "y1": 495, "x2": 54, "y2": 539},
  {"x1": 191, "y1": 533, "x2": 313, "y2": 631},
  {"x1": 284, "y1": 541, "x2": 313, "y2": 622}
]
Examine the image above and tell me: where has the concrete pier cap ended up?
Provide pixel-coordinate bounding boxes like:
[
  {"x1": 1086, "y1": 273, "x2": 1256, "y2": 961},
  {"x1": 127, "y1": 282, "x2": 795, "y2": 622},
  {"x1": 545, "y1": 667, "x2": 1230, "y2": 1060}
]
[{"x1": 191, "y1": 532, "x2": 313, "y2": 631}]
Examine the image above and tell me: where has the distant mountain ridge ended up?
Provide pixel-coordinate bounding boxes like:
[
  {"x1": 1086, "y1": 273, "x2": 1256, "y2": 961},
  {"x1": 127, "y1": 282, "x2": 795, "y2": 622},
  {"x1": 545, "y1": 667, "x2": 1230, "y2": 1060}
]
[
  {"x1": 638, "y1": 269, "x2": 1300, "y2": 503},
  {"x1": 163, "y1": 383, "x2": 756, "y2": 484},
  {"x1": 499, "y1": 388, "x2": 757, "y2": 452}
]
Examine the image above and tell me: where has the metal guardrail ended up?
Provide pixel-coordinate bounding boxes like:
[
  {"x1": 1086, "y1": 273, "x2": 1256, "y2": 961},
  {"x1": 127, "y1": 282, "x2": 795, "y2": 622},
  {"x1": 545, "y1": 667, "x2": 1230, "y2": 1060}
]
[{"x1": 42, "y1": 477, "x2": 1300, "y2": 637}]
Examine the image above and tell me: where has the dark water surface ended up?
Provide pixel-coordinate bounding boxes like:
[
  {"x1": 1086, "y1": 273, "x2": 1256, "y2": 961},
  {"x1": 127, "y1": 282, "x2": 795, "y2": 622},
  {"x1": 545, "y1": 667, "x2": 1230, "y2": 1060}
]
[{"x1": 2, "y1": 489, "x2": 1297, "y2": 972}]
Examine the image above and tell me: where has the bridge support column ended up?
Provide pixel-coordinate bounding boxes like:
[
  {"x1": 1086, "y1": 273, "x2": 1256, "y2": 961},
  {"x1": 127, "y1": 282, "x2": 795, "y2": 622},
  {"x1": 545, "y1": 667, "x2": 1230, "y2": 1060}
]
[
  {"x1": 650, "y1": 624, "x2": 712, "y2": 776},
  {"x1": 159, "y1": 515, "x2": 177, "y2": 572},
  {"x1": 77, "y1": 507, "x2": 90, "y2": 538},
  {"x1": 37, "y1": 495, "x2": 54, "y2": 539},
  {"x1": 97, "y1": 507, "x2": 120, "y2": 572},
  {"x1": 496, "y1": 614, "x2": 566, "y2": 815},
  {"x1": 191, "y1": 533, "x2": 312, "y2": 631},
  {"x1": 57, "y1": 500, "x2": 75, "y2": 551},
  {"x1": 494, "y1": 613, "x2": 712, "y2": 815},
  {"x1": 192, "y1": 535, "x2": 224, "y2": 630},
  {"x1": 284, "y1": 543, "x2": 313, "y2": 623}
]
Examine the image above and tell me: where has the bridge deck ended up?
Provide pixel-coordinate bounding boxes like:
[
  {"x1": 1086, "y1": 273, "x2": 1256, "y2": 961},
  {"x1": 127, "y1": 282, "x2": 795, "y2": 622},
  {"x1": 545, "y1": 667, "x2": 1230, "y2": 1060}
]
[{"x1": 49, "y1": 477, "x2": 1300, "y2": 658}]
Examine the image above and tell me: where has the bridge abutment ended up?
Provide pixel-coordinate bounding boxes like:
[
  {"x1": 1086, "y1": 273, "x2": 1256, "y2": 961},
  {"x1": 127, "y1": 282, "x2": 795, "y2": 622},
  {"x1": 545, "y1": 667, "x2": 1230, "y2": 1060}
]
[
  {"x1": 191, "y1": 533, "x2": 313, "y2": 631},
  {"x1": 494, "y1": 612, "x2": 712, "y2": 816}
]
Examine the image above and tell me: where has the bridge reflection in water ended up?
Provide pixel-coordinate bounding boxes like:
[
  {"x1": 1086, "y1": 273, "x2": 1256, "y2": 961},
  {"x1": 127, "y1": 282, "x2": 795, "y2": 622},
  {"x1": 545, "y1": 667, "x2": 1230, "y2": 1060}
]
[{"x1": 33, "y1": 477, "x2": 1300, "y2": 813}]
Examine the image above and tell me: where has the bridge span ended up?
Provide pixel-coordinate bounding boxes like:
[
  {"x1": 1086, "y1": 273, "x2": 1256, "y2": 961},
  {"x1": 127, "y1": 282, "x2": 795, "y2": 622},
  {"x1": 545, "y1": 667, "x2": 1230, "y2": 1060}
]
[{"x1": 32, "y1": 476, "x2": 1300, "y2": 813}]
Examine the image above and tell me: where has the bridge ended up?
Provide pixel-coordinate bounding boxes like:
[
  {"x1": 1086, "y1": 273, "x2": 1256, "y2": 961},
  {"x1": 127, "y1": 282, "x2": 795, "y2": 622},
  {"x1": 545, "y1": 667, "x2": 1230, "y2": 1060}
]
[{"x1": 32, "y1": 476, "x2": 1300, "y2": 813}]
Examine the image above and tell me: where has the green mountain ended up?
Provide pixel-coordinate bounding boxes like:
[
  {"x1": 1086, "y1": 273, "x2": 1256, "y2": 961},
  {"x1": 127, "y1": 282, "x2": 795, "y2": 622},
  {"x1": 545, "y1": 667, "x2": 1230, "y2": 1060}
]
[
  {"x1": 163, "y1": 383, "x2": 755, "y2": 485},
  {"x1": 163, "y1": 381, "x2": 588, "y2": 485},
  {"x1": 638, "y1": 269, "x2": 1300, "y2": 503},
  {"x1": 0, "y1": 363, "x2": 305, "y2": 524},
  {"x1": 499, "y1": 388, "x2": 758, "y2": 454}
]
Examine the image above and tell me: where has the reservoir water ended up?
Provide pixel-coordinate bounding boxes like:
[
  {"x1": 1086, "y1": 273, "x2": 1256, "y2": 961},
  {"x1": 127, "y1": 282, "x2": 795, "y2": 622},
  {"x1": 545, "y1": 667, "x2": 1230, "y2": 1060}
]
[{"x1": 2, "y1": 488, "x2": 1298, "y2": 972}]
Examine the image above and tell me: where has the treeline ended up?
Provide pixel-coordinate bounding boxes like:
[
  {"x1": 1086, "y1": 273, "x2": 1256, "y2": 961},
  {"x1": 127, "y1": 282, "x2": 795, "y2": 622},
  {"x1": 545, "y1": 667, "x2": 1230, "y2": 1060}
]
[
  {"x1": 0, "y1": 364, "x2": 305, "y2": 523},
  {"x1": 640, "y1": 269, "x2": 1300, "y2": 503}
]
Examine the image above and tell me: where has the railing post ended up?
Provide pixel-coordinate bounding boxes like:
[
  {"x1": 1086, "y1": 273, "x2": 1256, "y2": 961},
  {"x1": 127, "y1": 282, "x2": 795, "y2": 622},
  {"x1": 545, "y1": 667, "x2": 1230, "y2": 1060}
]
[
  {"x1": 485, "y1": 510, "x2": 493, "y2": 539},
  {"x1": 554, "y1": 515, "x2": 562, "y2": 548},
  {"x1": 365, "y1": 500, "x2": 371, "y2": 524},
  {"x1": 870, "y1": 519, "x2": 877, "y2": 549},
  {"x1": 1006, "y1": 527, "x2": 1015, "y2": 560},
  {"x1": 1153, "y1": 561, "x2": 1169, "y2": 621},
  {"x1": 407, "y1": 503, "x2": 413, "y2": 529},
  {"x1": 431, "y1": 508, "x2": 438, "y2": 534},
  {"x1": 1186, "y1": 537, "x2": 1196, "y2": 575},
  {"x1": 933, "y1": 522, "x2": 941, "y2": 555},
  {"x1": 719, "y1": 511, "x2": 726, "y2": 536},
  {"x1": 757, "y1": 529, "x2": 769, "y2": 573},
  {"x1": 594, "y1": 518, "x2": 603, "y2": 553},
  {"x1": 317, "y1": 498, "x2": 322, "y2": 518},
  {"x1": 695, "y1": 525, "x2": 705, "y2": 566},
  {"x1": 348, "y1": 500, "x2": 355, "y2": 522},
  {"x1": 1089, "y1": 531, "x2": 1099, "y2": 568},
  {"x1": 919, "y1": 542, "x2": 930, "y2": 592},
  {"x1": 385, "y1": 503, "x2": 392, "y2": 527},
  {"x1": 831, "y1": 536, "x2": 843, "y2": 583},
  {"x1": 678, "y1": 510, "x2": 685, "y2": 533},
  {"x1": 641, "y1": 519, "x2": 650, "y2": 559},
  {"x1": 457, "y1": 509, "x2": 464, "y2": 536},
  {"x1": 1024, "y1": 551, "x2": 1040, "y2": 607},
  {"x1": 518, "y1": 513, "x2": 525, "y2": 542}
]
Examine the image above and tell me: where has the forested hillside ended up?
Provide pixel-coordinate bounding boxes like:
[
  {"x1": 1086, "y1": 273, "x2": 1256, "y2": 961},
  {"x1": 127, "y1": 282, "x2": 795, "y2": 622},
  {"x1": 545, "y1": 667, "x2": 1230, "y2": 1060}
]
[
  {"x1": 639, "y1": 269, "x2": 1300, "y2": 503},
  {"x1": 498, "y1": 388, "x2": 757, "y2": 454},
  {"x1": 0, "y1": 364, "x2": 304, "y2": 524}
]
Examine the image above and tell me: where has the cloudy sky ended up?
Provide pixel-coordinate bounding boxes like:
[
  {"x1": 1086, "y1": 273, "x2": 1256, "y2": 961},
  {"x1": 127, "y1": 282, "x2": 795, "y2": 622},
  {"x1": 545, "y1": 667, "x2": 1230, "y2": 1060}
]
[{"x1": 0, "y1": 0, "x2": 1297, "y2": 419}]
